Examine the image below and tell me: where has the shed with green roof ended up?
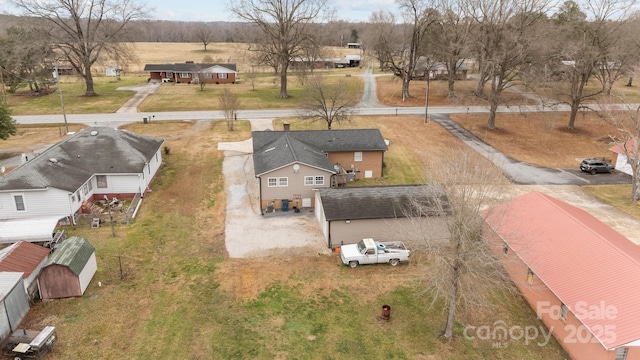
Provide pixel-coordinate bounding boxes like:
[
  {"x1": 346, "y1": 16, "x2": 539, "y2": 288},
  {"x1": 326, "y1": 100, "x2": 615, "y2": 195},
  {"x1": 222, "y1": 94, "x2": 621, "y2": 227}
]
[{"x1": 37, "y1": 237, "x2": 97, "y2": 299}]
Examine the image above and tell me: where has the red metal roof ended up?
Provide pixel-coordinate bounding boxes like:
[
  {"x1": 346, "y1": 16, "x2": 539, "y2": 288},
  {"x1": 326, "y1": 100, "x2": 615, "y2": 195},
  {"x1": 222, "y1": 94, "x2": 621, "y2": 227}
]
[
  {"x1": 0, "y1": 241, "x2": 51, "y2": 278},
  {"x1": 485, "y1": 191, "x2": 640, "y2": 350},
  {"x1": 610, "y1": 138, "x2": 637, "y2": 157}
]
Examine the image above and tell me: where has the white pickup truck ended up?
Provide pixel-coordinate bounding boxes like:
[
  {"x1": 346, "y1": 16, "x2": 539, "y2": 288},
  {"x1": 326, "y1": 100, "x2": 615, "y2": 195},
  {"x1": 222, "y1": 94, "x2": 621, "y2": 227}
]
[{"x1": 340, "y1": 238, "x2": 410, "y2": 268}]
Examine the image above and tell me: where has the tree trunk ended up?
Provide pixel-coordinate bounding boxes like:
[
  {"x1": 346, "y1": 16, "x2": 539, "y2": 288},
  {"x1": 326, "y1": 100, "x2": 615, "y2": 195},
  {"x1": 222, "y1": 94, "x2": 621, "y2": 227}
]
[
  {"x1": 448, "y1": 79, "x2": 455, "y2": 98},
  {"x1": 401, "y1": 74, "x2": 410, "y2": 101},
  {"x1": 632, "y1": 169, "x2": 640, "y2": 201},
  {"x1": 84, "y1": 67, "x2": 96, "y2": 96},
  {"x1": 443, "y1": 264, "x2": 460, "y2": 340},
  {"x1": 279, "y1": 60, "x2": 289, "y2": 98},
  {"x1": 627, "y1": 76, "x2": 633, "y2": 87},
  {"x1": 568, "y1": 100, "x2": 579, "y2": 130},
  {"x1": 475, "y1": 77, "x2": 485, "y2": 98}
]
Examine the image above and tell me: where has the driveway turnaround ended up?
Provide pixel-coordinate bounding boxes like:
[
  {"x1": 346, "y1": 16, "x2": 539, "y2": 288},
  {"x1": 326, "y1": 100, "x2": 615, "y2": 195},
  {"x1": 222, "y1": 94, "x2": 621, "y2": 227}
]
[{"x1": 219, "y1": 120, "x2": 330, "y2": 258}]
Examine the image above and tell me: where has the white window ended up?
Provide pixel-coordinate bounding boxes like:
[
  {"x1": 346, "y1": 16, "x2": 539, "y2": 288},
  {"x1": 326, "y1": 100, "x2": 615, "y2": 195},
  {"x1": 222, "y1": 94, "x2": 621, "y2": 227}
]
[
  {"x1": 13, "y1": 195, "x2": 25, "y2": 211},
  {"x1": 268, "y1": 177, "x2": 288, "y2": 187},
  {"x1": 278, "y1": 177, "x2": 288, "y2": 187},
  {"x1": 96, "y1": 175, "x2": 108, "y2": 188},
  {"x1": 203, "y1": 73, "x2": 213, "y2": 78},
  {"x1": 268, "y1": 177, "x2": 277, "y2": 187},
  {"x1": 180, "y1": 72, "x2": 191, "y2": 78},
  {"x1": 354, "y1": 152, "x2": 363, "y2": 161},
  {"x1": 615, "y1": 348, "x2": 628, "y2": 360},
  {"x1": 218, "y1": 73, "x2": 228, "y2": 79},
  {"x1": 560, "y1": 304, "x2": 568, "y2": 321},
  {"x1": 305, "y1": 176, "x2": 324, "y2": 186},
  {"x1": 82, "y1": 183, "x2": 88, "y2": 195},
  {"x1": 304, "y1": 176, "x2": 314, "y2": 186}
]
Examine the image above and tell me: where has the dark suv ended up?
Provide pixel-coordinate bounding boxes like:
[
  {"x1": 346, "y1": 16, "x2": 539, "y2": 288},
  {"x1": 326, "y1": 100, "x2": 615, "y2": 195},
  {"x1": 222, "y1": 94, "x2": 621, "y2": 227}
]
[{"x1": 580, "y1": 158, "x2": 615, "y2": 174}]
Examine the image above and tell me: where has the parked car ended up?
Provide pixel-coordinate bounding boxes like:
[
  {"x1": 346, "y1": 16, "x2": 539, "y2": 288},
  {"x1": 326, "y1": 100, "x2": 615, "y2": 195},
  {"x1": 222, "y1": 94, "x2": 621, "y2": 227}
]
[
  {"x1": 340, "y1": 238, "x2": 410, "y2": 268},
  {"x1": 580, "y1": 158, "x2": 615, "y2": 174}
]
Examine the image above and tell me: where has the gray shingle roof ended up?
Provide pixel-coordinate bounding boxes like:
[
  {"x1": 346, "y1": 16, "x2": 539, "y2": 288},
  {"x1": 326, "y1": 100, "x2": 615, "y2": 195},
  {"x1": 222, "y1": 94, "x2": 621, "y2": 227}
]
[
  {"x1": 0, "y1": 127, "x2": 164, "y2": 192},
  {"x1": 143, "y1": 63, "x2": 237, "y2": 72},
  {"x1": 45, "y1": 236, "x2": 95, "y2": 276},
  {"x1": 318, "y1": 184, "x2": 450, "y2": 220},
  {"x1": 252, "y1": 129, "x2": 388, "y2": 175}
]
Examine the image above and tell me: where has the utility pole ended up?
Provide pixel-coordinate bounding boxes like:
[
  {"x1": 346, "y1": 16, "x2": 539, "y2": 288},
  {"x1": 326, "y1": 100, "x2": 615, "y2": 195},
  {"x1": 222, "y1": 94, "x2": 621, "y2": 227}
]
[
  {"x1": 424, "y1": 73, "x2": 430, "y2": 123},
  {"x1": 54, "y1": 62, "x2": 69, "y2": 134}
]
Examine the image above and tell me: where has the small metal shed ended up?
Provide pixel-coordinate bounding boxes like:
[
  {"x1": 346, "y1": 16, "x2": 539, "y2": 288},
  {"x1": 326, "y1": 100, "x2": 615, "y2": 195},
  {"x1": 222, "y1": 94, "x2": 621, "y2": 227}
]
[
  {"x1": 0, "y1": 242, "x2": 51, "y2": 300},
  {"x1": 38, "y1": 237, "x2": 97, "y2": 300},
  {"x1": 0, "y1": 272, "x2": 30, "y2": 342}
]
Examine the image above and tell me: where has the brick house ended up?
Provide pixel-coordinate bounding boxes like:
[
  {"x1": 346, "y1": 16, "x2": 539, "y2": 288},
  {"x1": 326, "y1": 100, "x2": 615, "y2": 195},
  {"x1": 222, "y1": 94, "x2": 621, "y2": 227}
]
[
  {"x1": 252, "y1": 127, "x2": 388, "y2": 212},
  {"x1": 143, "y1": 62, "x2": 237, "y2": 84}
]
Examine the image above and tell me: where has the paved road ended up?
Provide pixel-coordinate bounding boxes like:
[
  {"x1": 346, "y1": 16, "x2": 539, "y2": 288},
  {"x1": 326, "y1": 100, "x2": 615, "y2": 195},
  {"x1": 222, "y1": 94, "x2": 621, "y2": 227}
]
[{"x1": 7, "y1": 79, "x2": 632, "y2": 187}]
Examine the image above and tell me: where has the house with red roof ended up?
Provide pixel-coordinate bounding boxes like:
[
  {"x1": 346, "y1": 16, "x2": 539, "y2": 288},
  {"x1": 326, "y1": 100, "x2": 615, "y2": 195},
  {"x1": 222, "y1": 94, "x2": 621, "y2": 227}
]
[{"x1": 484, "y1": 191, "x2": 640, "y2": 360}]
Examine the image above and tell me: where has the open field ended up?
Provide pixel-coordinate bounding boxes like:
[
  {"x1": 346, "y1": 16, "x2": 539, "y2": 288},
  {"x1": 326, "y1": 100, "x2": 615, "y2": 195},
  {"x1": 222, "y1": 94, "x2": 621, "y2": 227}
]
[{"x1": 12, "y1": 117, "x2": 573, "y2": 359}]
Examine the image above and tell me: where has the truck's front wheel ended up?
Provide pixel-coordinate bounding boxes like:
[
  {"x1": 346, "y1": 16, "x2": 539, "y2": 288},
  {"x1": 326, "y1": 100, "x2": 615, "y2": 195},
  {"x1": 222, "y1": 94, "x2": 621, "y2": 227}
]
[
  {"x1": 349, "y1": 261, "x2": 358, "y2": 268},
  {"x1": 389, "y1": 259, "x2": 400, "y2": 266}
]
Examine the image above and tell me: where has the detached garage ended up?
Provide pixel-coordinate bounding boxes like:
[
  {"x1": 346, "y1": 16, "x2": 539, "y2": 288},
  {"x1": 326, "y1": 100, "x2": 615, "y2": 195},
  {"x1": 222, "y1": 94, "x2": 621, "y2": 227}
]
[
  {"x1": 38, "y1": 237, "x2": 97, "y2": 300},
  {"x1": 0, "y1": 272, "x2": 30, "y2": 342},
  {"x1": 315, "y1": 184, "x2": 451, "y2": 249}
]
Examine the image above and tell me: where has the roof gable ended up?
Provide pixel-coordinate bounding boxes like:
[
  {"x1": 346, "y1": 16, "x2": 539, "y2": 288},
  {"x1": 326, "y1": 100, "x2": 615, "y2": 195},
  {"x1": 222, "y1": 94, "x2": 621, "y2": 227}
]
[
  {"x1": 45, "y1": 236, "x2": 95, "y2": 276},
  {"x1": 318, "y1": 184, "x2": 449, "y2": 220},
  {"x1": 0, "y1": 127, "x2": 164, "y2": 192},
  {"x1": 253, "y1": 132, "x2": 337, "y2": 176},
  {"x1": 484, "y1": 191, "x2": 640, "y2": 349}
]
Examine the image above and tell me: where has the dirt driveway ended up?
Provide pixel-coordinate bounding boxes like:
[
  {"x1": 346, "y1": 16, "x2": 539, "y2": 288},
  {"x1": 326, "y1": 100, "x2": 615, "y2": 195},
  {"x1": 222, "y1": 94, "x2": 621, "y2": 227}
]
[{"x1": 219, "y1": 120, "x2": 330, "y2": 258}]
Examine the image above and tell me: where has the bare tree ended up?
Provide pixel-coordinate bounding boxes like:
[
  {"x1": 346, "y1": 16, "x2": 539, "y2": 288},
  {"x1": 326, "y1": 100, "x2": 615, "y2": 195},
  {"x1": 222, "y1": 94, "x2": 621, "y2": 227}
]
[
  {"x1": 550, "y1": 0, "x2": 638, "y2": 129},
  {"x1": 245, "y1": 66, "x2": 259, "y2": 91},
  {"x1": 469, "y1": 0, "x2": 554, "y2": 128},
  {"x1": 0, "y1": 26, "x2": 53, "y2": 94},
  {"x1": 9, "y1": 0, "x2": 146, "y2": 96},
  {"x1": 368, "y1": 0, "x2": 435, "y2": 101},
  {"x1": 195, "y1": 23, "x2": 215, "y2": 51},
  {"x1": 412, "y1": 149, "x2": 513, "y2": 340},
  {"x1": 427, "y1": 0, "x2": 474, "y2": 97},
  {"x1": 229, "y1": 0, "x2": 329, "y2": 99},
  {"x1": 219, "y1": 89, "x2": 240, "y2": 131},
  {"x1": 298, "y1": 73, "x2": 357, "y2": 129}
]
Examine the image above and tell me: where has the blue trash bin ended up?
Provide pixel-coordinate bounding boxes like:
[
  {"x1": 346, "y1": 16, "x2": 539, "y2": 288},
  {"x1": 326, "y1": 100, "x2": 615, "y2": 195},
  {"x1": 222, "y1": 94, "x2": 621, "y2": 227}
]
[{"x1": 281, "y1": 199, "x2": 289, "y2": 211}]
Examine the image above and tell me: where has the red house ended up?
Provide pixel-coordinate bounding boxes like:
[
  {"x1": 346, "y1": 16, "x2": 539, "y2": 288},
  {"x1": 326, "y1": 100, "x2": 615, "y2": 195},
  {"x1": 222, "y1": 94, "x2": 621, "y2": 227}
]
[{"x1": 484, "y1": 191, "x2": 640, "y2": 360}]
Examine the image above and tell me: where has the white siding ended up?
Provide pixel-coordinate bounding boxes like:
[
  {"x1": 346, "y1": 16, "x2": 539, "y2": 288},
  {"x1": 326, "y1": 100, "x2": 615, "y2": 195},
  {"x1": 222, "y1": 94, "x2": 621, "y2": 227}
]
[
  {"x1": 614, "y1": 154, "x2": 633, "y2": 176},
  {"x1": 0, "y1": 302, "x2": 9, "y2": 342},
  {"x1": 92, "y1": 174, "x2": 143, "y2": 195},
  {"x1": 78, "y1": 252, "x2": 97, "y2": 295},
  {"x1": 0, "y1": 188, "x2": 72, "y2": 220}
]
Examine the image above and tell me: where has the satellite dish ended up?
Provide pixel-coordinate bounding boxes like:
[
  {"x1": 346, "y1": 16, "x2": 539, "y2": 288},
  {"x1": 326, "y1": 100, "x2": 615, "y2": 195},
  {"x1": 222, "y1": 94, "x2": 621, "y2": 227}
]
[
  {"x1": 0, "y1": 166, "x2": 5, "y2": 174},
  {"x1": 293, "y1": 164, "x2": 300, "y2": 173}
]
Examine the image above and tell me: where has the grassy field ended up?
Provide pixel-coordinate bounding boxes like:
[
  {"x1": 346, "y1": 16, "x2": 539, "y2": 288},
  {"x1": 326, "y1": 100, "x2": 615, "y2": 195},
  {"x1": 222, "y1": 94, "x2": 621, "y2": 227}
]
[
  {"x1": 4, "y1": 42, "x2": 365, "y2": 115},
  {"x1": 12, "y1": 117, "x2": 574, "y2": 359}
]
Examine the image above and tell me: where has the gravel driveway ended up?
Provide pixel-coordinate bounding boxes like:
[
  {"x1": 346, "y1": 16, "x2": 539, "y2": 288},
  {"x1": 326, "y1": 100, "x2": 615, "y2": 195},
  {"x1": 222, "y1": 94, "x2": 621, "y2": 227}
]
[{"x1": 219, "y1": 120, "x2": 330, "y2": 258}]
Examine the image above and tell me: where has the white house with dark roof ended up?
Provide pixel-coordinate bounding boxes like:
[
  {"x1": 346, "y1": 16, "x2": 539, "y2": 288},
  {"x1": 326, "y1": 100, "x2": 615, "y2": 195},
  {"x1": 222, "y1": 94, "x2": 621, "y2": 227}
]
[
  {"x1": 0, "y1": 127, "x2": 164, "y2": 224},
  {"x1": 252, "y1": 128, "x2": 388, "y2": 212}
]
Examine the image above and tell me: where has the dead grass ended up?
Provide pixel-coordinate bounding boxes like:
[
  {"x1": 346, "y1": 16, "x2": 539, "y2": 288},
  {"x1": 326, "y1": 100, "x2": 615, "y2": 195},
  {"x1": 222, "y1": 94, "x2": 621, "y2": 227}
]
[
  {"x1": 453, "y1": 112, "x2": 618, "y2": 168},
  {"x1": 376, "y1": 75, "x2": 538, "y2": 107}
]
